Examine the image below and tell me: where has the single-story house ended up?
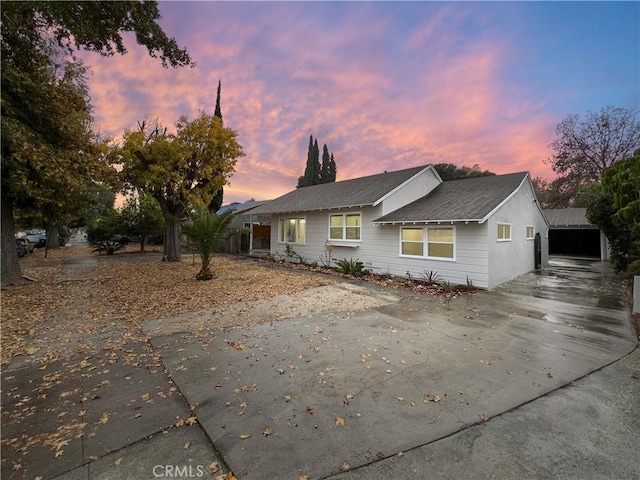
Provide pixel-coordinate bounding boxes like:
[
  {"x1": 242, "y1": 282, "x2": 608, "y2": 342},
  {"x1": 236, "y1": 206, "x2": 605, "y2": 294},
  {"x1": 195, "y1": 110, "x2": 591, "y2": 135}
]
[
  {"x1": 249, "y1": 165, "x2": 549, "y2": 289},
  {"x1": 543, "y1": 208, "x2": 609, "y2": 260}
]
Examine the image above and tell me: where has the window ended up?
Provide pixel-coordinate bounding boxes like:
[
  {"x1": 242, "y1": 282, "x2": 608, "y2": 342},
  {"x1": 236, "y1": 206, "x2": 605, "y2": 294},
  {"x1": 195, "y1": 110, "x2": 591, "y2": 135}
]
[
  {"x1": 401, "y1": 227, "x2": 455, "y2": 259},
  {"x1": 427, "y1": 227, "x2": 454, "y2": 258},
  {"x1": 497, "y1": 223, "x2": 511, "y2": 241},
  {"x1": 329, "y1": 213, "x2": 361, "y2": 241},
  {"x1": 526, "y1": 226, "x2": 535, "y2": 240},
  {"x1": 401, "y1": 228, "x2": 423, "y2": 256},
  {"x1": 279, "y1": 217, "x2": 306, "y2": 244}
]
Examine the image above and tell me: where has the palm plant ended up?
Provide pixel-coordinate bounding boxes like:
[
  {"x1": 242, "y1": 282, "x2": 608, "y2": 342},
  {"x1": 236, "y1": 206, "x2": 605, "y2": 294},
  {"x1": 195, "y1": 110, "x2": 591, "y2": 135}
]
[{"x1": 182, "y1": 207, "x2": 236, "y2": 280}]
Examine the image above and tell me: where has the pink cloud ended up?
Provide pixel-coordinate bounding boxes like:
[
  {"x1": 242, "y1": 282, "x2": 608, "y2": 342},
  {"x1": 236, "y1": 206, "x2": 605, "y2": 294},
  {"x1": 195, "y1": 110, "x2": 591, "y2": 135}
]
[{"x1": 81, "y1": 4, "x2": 565, "y2": 205}]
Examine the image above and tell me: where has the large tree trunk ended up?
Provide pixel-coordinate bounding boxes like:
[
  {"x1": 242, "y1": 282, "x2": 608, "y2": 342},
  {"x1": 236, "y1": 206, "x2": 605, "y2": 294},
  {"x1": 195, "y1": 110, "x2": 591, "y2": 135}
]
[
  {"x1": 163, "y1": 216, "x2": 181, "y2": 262},
  {"x1": 157, "y1": 198, "x2": 183, "y2": 262},
  {"x1": 1, "y1": 195, "x2": 23, "y2": 286},
  {"x1": 46, "y1": 224, "x2": 60, "y2": 249}
]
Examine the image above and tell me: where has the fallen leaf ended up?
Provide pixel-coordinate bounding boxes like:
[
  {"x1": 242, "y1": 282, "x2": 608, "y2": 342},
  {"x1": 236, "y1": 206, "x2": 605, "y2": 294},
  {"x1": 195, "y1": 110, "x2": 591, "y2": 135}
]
[
  {"x1": 423, "y1": 394, "x2": 441, "y2": 403},
  {"x1": 335, "y1": 416, "x2": 345, "y2": 426},
  {"x1": 483, "y1": 359, "x2": 492, "y2": 365},
  {"x1": 263, "y1": 427, "x2": 273, "y2": 436},
  {"x1": 546, "y1": 371, "x2": 553, "y2": 378},
  {"x1": 98, "y1": 412, "x2": 110, "y2": 425},
  {"x1": 55, "y1": 450, "x2": 64, "y2": 458},
  {"x1": 115, "y1": 458, "x2": 123, "y2": 465},
  {"x1": 209, "y1": 461, "x2": 220, "y2": 473},
  {"x1": 340, "y1": 462, "x2": 350, "y2": 472},
  {"x1": 186, "y1": 416, "x2": 197, "y2": 426},
  {"x1": 184, "y1": 442, "x2": 191, "y2": 449},
  {"x1": 479, "y1": 413, "x2": 489, "y2": 422},
  {"x1": 283, "y1": 395, "x2": 292, "y2": 402},
  {"x1": 306, "y1": 405, "x2": 314, "y2": 415},
  {"x1": 239, "y1": 434, "x2": 251, "y2": 440},
  {"x1": 12, "y1": 462, "x2": 22, "y2": 471}
]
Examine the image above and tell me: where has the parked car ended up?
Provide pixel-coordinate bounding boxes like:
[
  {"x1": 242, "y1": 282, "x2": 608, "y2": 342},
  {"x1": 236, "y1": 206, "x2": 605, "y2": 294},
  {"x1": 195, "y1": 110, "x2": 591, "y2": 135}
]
[
  {"x1": 15, "y1": 239, "x2": 27, "y2": 257},
  {"x1": 26, "y1": 234, "x2": 46, "y2": 248},
  {"x1": 15, "y1": 237, "x2": 35, "y2": 253}
]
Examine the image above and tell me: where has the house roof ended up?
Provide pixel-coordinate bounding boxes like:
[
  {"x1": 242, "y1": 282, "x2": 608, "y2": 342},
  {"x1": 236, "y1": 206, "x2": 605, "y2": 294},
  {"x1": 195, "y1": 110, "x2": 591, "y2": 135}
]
[
  {"x1": 216, "y1": 200, "x2": 268, "y2": 215},
  {"x1": 249, "y1": 165, "x2": 430, "y2": 215},
  {"x1": 543, "y1": 208, "x2": 593, "y2": 227},
  {"x1": 373, "y1": 172, "x2": 529, "y2": 224}
]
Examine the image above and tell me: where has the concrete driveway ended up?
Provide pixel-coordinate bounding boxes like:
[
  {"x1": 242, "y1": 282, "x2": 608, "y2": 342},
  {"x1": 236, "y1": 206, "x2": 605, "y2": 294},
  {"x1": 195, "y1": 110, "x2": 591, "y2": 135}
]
[{"x1": 148, "y1": 257, "x2": 637, "y2": 479}]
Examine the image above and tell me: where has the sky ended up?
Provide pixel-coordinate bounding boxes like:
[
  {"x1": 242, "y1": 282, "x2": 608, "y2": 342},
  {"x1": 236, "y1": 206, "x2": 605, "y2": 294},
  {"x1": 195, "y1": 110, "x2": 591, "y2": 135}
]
[{"x1": 80, "y1": 1, "x2": 640, "y2": 205}]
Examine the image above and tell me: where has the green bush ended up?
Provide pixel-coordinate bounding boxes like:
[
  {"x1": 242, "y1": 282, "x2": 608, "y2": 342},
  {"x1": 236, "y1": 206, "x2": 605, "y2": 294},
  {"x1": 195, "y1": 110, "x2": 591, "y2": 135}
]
[
  {"x1": 336, "y1": 258, "x2": 364, "y2": 275},
  {"x1": 626, "y1": 259, "x2": 640, "y2": 281}
]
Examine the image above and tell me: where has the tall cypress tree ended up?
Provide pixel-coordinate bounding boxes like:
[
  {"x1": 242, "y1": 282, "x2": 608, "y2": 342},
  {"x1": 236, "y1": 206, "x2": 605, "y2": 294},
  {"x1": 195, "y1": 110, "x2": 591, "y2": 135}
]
[
  {"x1": 320, "y1": 144, "x2": 330, "y2": 184},
  {"x1": 209, "y1": 80, "x2": 224, "y2": 212},
  {"x1": 327, "y1": 153, "x2": 337, "y2": 183},
  {"x1": 298, "y1": 135, "x2": 321, "y2": 188}
]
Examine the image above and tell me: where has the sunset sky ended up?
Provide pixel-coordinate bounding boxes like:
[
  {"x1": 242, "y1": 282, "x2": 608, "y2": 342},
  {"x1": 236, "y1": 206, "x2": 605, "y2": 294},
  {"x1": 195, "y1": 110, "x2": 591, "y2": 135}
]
[{"x1": 80, "y1": 1, "x2": 639, "y2": 205}]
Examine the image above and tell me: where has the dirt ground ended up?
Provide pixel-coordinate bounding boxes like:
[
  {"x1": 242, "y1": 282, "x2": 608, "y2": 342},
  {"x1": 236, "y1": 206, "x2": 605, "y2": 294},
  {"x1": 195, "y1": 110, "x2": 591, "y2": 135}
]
[{"x1": 1, "y1": 247, "x2": 341, "y2": 366}]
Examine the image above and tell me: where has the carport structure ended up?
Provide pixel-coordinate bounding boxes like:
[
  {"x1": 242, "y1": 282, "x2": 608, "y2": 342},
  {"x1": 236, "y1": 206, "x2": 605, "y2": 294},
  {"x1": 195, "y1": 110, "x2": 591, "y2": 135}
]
[{"x1": 543, "y1": 207, "x2": 609, "y2": 259}]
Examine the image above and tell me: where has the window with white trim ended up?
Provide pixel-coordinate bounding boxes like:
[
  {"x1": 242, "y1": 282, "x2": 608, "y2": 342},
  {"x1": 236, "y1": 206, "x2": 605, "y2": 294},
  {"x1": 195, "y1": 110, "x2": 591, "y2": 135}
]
[
  {"x1": 329, "y1": 213, "x2": 361, "y2": 241},
  {"x1": 279, "y1": 217, "x2": 306, "y2": 244},
  {"x1": 526, "y1": 226, "x2": 535, "y2": 240},
  {"x1": 401, "y1": 228, "x2": 423, "y2": 256},
  {"x1": 401, "y1": 227, "x2": 455, "y2": 259},
  {"x1": 497, "y1": 223, "x2": 511, "y2": 241}
]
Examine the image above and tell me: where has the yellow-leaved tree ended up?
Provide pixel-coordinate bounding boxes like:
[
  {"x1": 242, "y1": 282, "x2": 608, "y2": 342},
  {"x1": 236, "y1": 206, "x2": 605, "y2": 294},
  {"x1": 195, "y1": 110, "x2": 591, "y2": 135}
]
[{"x1": 118, "y1": 113, "x2": 245, "y2": 262}]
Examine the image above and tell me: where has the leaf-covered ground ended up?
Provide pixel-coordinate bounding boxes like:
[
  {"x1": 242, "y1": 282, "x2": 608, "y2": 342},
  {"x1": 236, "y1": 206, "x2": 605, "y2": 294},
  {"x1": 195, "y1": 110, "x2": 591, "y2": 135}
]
[{"x1": 1, "y1": 247, "x2": 335, "y2": 366}]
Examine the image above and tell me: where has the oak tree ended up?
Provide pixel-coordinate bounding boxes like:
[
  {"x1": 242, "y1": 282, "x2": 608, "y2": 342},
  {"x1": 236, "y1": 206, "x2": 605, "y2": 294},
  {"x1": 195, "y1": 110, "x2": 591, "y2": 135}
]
[{"x1": 1, "y1": 1, "x2": 192, "y2": 285}]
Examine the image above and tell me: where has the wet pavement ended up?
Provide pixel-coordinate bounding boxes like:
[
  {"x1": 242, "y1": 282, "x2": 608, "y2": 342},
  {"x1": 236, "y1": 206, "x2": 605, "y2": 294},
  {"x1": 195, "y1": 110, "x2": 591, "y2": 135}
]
[{"x1": 1, "y1": 257, "x2": 637, "y2": 480}]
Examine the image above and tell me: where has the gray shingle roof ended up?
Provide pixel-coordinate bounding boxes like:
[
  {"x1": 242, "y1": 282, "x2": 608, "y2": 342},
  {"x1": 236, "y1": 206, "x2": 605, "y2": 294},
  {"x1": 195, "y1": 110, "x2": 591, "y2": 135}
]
[
  {"x1": 373, "y1": 172, "x2": 528, "y2": 223},
  {"x1": 543, "y1": 208, "x2": 593, "y2": 227},
  {"x1": 249, "y1": 165, "x2": 429, "y2": 215},
  {"x1": 216, "y1": 200, "x2": 268, "y2": 215}
]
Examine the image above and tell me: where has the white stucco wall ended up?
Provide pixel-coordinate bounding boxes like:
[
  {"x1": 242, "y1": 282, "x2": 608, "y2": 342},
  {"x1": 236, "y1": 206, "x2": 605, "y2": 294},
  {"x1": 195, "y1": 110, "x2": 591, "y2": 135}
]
[{"x1": 486, "y1": 177, "x2": 549, "y2": 288}]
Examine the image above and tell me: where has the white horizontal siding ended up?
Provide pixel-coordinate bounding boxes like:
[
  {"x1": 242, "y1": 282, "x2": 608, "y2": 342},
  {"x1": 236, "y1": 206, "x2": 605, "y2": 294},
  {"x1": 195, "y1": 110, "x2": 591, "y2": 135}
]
[{"x1": 269, "y1": 209, "x2": 490, "y2": 288}]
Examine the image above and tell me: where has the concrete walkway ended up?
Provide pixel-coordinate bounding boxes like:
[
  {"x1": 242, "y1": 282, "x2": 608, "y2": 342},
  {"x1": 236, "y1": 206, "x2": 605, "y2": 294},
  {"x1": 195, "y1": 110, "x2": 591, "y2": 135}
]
[{"x1": 1, "y1": 258, "x2": 637, "y2": 480}]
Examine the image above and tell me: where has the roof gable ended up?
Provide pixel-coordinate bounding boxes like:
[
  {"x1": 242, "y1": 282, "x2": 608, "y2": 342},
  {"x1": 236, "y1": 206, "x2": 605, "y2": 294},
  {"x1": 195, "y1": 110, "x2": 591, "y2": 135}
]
[
  {"x1": 249, "y1": 165, "x2": 430, "y2": 215},
  {"x1": 373, "y1": 172, "x2": 529, "y2": 224}
]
